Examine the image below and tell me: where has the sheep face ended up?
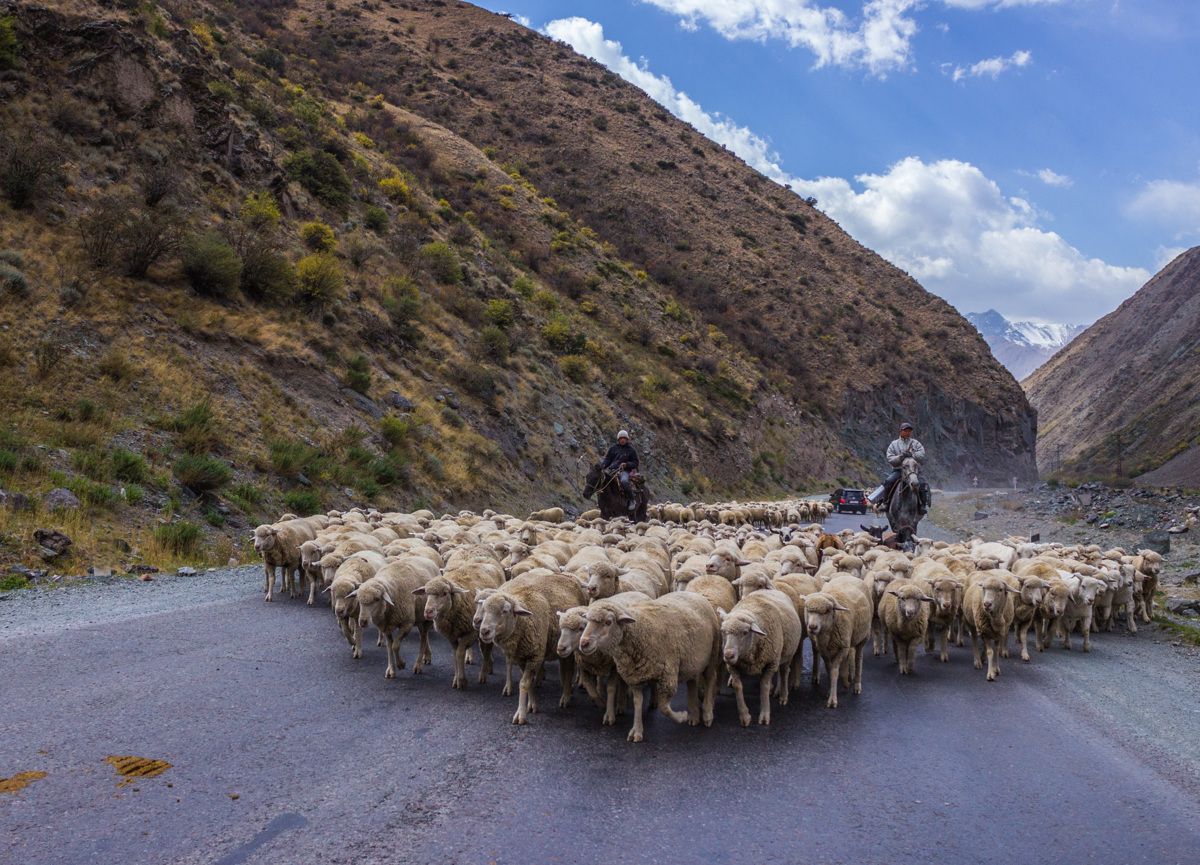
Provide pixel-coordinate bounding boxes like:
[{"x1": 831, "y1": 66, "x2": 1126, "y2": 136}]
[
  {"x1": 719, "y1": 611, "x2": 765, "y2": 665},
  {"x1": 672, "y1": 570, "x2": 698, "y2": 592},
  {"x1": 871, "y1": 572, "x2": 896, "y2": 601},
  {"x1": 472, "y1": 588, "x2": 499, "y2": 631},
  {"x1": 556, "y1": 609, "x2": 587, "y2": 658},
  {"x1": 414, "y1": 577, "x2": 466, "y2": 622},
  {"x1": 476, "y1": 592, "x2": 531, "y2": 644},
  {"x1": 252, "y1": 525, "x2": 279, "y2": 555},
  {"x1": 977, "y1": 578, "x2": 1013, "y2": 614},
  {"x1": 585, "y1": 565, "x2": 620, "y2": 600},
  {"x1": 888, "y1": 586, "x2": 932, "y2": 620},
  {"x1": 318, "y1": 554, "x2": 344, "y2": 587},
  {"x1": 930, "y1": 580, "x2": 959, "y2": 615},
  {"x1": 731, "y1": 573, "x2": 771, "y2": 600},
  {"x1": 1018, "y1": 578, "x2": 1049, "y2": 609},
  {"x1": 706, "y1": 551, "x2": 747, "y2": 579},
  {"x1": 355, "y1": 583, "x2": 393, "y2": 630},
  {"x1": 578, "y1": 605, "x2": 635, "y2": 656},
  {"x1": 1041, "y1": 585, "x2": 1070, "y2": 619},
  {"x1": 299, "y1": 540, "x2": 322, "y2": 566},
  {"x1": 803, "y1": 593, "x2": 847, "y2": 637},
  {"x1": 1076, "y1": 577, "x2": 1105, "y2": 606}
]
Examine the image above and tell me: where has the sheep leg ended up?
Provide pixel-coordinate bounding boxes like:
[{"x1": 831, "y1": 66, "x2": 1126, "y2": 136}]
[
  {"x1": 701, "y1": 662, "x2": 717, "y2": 727},
  {"x1": 288, "y1": 566, "x2": 300, "y2": 599},
  {"x1": 810, "y1": 638, "x2": 821, "y2": 686},
  {"x1": 729, "y1": 669, "x2": 751, "y2": 727},
  {"x1": 1018, "y1": 621, "x2": 1032, "y2": 662},
  {"x1": 580, "y1": 671, "x2": 603, "y2": 708},
  {"x1": 971, "y1": 631, "x2": 983, "y2": 670},
  {"x1": 655, "y1": 673, "x2": 688, "y2": 724},
  {"x1": 1126, "y1": 607, "x2": 1138, "y2": 635},
  {"x1": 385, "y1": 629, "x2": 401, "y2": 679},
  {"x1": 352, "y1": 619, "x2": 363, "y2": 660},
  {"x1": 338, "y1": 614, "x2": 354, "y2": 647},
  {"x1": 501, "y1": 659, "x2": 514, "y2": 697},
  {"x1": 906, "y1": 640, "x2": 918, "y2": 675},
  {"x1": 854, "y1": 643, "x2": 865, "y2": 694},
  {"x1": 307, "y1": 571, "x2": 319, "y2": 606},
  {"x1": 985, "y1": 638, "x2": 999, "y2": 681},
  {"x1": 465, "y1": 647, "x2": 475, "y2": 666},
  {"x1": 263, "y1": 563, "x2": 276, "y2": 602},
  {"x1": 782, "y1": 655, "x2": 796, "y2": 703},
  {"x1": 603, "y1": 676, "x2": 619, "y2": 726},
  {"x1": 452, "y1": 641, "x2": 469, "y2": 689},
  {"x1": 686, "y1": 678, "x2": 701, "y2": 726},
  {"x1": 939, "y1": 627, "x2": 950, "y2": 663},
  {"x1": 825, "y1": 649, "x2": 846, "y2": 708},
  {"x1": 478, "y1": 643, "x2": 494, "y2": 685},
  {"x1": 512, "y1": 664, "x2": 535, "y2": 725},
  {"x1": 414, "y1": 622, "x2": 432, "y2": 673},
  {"x1": 1081, "y1": 612, "x2": 1093, "y2": 652},
  {"x1": 628, "y1": 686, "x2": 646, "y2": 742},
  {"x1": 758, "y1": 665, "x2": 777, "y2": 725},
  {"x1": 559, "y1": 654, "x2": 575, "y2": 708},
  {"x1": 872, "y1": 618, "x2": 885, "y2": 656}
]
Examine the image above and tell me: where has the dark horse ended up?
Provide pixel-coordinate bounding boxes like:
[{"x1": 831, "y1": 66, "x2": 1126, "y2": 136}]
[
  {"x1": 886, "y1": 455, "x2": 923, "y2": 551},
  {"x1": 583, "y1": 462, "x2": 649, "y2": 521}
]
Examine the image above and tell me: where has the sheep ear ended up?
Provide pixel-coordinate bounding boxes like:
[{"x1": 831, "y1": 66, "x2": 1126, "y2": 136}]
[
  {"x1": 730, "y1": 577, "x2": 743, "y2": 586},
  {"x1": 346, "y1": 588, "x2": 359, "y2": 598},
  {"x1": 617, "y1": 612, "x2": 638, "y2": 625},
  {"x1": 750, "y1": 623, "x2": 767, "y2": 637},
  {"x1": 736, "y1": 559, "x2": 751, "y2": 566},
  {"x1": 321, "y1": 585, "x2": 331, "y2": 595},
  {"x1": 383, "y1": 591, "x2": 395, "y2": 607},
  {"x1": 412, "y1": 586, "x2": 427, "y2": 596},
  {"x1": 512, "y1": 603, "x2": 533, "y2": 617},
  {"x1": 885, "y1": 589, "x2": 898, "y2": 597},
  {"x1": 450, "y1": 584, "x2": 468, "y2": 596},
  {"x1": 832, "y1": 602, "x2": 851, "y2": 612},
  {"x1": 717, "y1": 609, "x2": 727, "y2": 621},
  {"x1": 920, "y1": 595, "x2": 936, "y2": 603}
]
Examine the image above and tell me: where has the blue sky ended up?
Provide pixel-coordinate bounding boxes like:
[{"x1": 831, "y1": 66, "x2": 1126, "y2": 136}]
[{"x1": 476, "y1": 1, "x2": 1200, "y2": 325}]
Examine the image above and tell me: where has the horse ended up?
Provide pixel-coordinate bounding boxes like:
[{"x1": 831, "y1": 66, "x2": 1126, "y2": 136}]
[
  {"x1": 583, "y1": 462, "x2": 649, "y2": 521},
  {"x1": 886, "y1": 455, "x2": 923, "y2": 551}
]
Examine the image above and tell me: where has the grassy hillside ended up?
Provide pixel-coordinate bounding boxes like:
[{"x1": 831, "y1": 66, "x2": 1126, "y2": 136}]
[{"x1": 0, "y1": 0, "x2": 1034, "y2": 573}]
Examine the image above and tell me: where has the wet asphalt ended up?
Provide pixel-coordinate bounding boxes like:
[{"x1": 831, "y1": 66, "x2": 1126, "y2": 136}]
[{"x1": 2, "y1": 512, "x2": 1199, "y2": 865}]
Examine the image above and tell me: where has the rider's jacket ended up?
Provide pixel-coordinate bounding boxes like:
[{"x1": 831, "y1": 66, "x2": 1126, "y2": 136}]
[
  {"x1": 602, "y1": 442, "x2": 639, "y2": 473},
  {"x1": 886, "y1": 437, "x2": 926, "y2": 468}
]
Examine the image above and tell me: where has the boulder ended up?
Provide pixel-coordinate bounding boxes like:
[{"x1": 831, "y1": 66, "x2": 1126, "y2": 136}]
[
  {"x1": 33, "y1": 529, "x2": 73, "y2": 559},
  {"x1": 1141, "y1": 530, "x2": 1171, "y2": 556},
  {"x1": 386, "y1": 392, "x2": 415, "y2": 412},
  {"x1": 44, "y1": 488, "x2": 81, "y2": 511}
]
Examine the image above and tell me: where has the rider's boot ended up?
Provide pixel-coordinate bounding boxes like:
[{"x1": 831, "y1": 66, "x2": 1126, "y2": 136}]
[{"x1": 867, "y1": 485, "x2": 886, "y2": 505}]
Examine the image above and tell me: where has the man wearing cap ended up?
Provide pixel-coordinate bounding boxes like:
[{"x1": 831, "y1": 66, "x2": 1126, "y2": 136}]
[
  {"x1": 867, "y1": 422, "x2": 929, "y2": 512},
  {"x1": 601, "y1": 430, "x2": 640, "y2": 513}
]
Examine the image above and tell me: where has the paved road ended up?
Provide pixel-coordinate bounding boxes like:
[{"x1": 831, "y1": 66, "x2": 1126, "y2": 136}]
[{"x1": 3, "y1": 552, "x2": 1199, "y2": 864}]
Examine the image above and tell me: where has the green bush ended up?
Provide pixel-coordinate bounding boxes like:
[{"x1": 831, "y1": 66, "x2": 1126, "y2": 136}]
[
  {"x1": 382, "y1": 276, "x2": 422, "y2": 346},
  {"x1": 532, "y1": 289, "x2": 558, "y2": 310},
  {"x1": 380, "y1": 415, "x2": 413, "y2": 450},
  {"x1": 418, "y1": 241, "x2": 461, "y2": 285},
  {"x1": 0, "y1": 249, "x2": 22, "y2": 268},
  {"x1": 512, "y1": 275, "x2": 535, "y2": 298},
  {"x1": 345, "y1": 354, "x2": 371, "y2": 394},
  {"x1": 268, "y1": 438, "x2": 323, "y2": 478},
  {"x1": 283, "y1": 489, "x2": 322, "y2": 515},
  {"x1": 241, "y1": 249, "x2": 295, "y2": 302},
  {"x1": 181, "y1": 231, "x2": 243, "y2": 297},
  {"x1": 479, "y1": 324, "x2": 509, "y2": 362},
  {"x1": 450, "y1": 362, "x2": 497, "y2": 403},
  {"x1": 0, "y1": 448, "x2": 17, "y2": 473},
  {"x1": 124, "y1": 484, "x2": 145, "y2": 505},
  {"x1": 72, "y1": 448, "x2": 111, "y2": 481},
  {"x1": 111, "y1": 448, "x2": 149, "y2": 483},
  {"x1": 0, "y1": 16, "x2": 18, "y2": 70},
  {"x1": 98, "y1": 348, "x2": 136, "y2": 381},
  {"x1": 295, "y1": 253, "x2": 343, "y2": 306},
  {"x1": 173, "y1": 454, "x2": 231, "y2": 492},
  {"x1": 484, "y1": 299, "x2": 515, "y2": 329},
  {"x1": 284, "y1": 149, "x2": 351, "y2": 211},
  {"x1": 560, "y1": 354, "x2": 591, "y2": 384},
  {"x1": 0, "y1": 134, "x2": 57, "y2": 210},
  {"x1": 541, "y1": 314, "x2": 586, "y2": 354},
  {"x1": 0, "y1": 264, "x2": 28, "y2": 298},
  {"x1": 364, "y1": 205, "x2": 389, "y2": 233},
  {"x1": 67, "y1": 476, "x2": 116, "y2": 507},
  {"x1": 154, "y1": 521, "x2": 203, "y2": 556},
  {"x1": 239, "y1": 191, "x2": 282, "y2": 230},
  {"x1": 299, "y1": 220, "x2": 336, "y2": 252}
]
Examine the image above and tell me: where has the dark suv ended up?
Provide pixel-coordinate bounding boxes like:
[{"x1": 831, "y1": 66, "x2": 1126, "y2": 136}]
[{"x1": 831, "y1": 488, "x2": 867, "y2": 515}]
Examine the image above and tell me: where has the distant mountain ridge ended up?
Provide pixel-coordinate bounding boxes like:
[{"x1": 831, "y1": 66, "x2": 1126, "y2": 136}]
[
  {"x1": 1025, "y1": 247, "x2": 1200, "y2": 483},
  {"x1": 966, "y1": 309, "x2": 1085, "y2": 381}
]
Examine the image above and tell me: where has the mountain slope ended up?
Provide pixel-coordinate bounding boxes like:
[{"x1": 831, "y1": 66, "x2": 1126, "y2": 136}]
[
  {"x1": 966, "y1": 310, "x2": 1084, "y2": 381},
  {"x1": 0, "y1": 0, "x2": 1034, "y2": 567},
  {"x1": 1026, "y1": 247, "x2": 1200, "y2": 482}
]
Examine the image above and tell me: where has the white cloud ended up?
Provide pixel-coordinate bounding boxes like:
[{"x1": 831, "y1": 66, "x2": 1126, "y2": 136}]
[
  {"x1": 637, "y1": 1, "x2": 919, "y2": 75},
  {"x1": 947, "y1": 49, "x2": 1032, "y2": 81},
  {"x1": 1127, "y1": 179, "x2": 1200, "y2": 239},
  {"x1": 1019, "y1": 167, "x2": 1073, "y2": 187},
  {"x1": 1154, "y1": 245, "x2": 1189, "y2": 269},
  {"x1": 941, "y1": 0, "x2": 1062, "y2": 9},
  {"x1": 543, "y1": 17, "x2": 1146, "y2": 325}
]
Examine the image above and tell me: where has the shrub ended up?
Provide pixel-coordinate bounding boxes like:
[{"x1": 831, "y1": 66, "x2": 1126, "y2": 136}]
[
  {"x1": 541, "y1": 314, "x2": 586, "y2": 354},
  {"x1": 241, "y1": 249, "x2": 294, "y2": 302},
  {"x1": 181, "y1": 231, "x2": 243, "y2": 298},
  {"x1": 238, "y1": 191, "x2": 280, "y2": 230},
  {"x1": 111, "y1": 448, "x2": 149, "y2": 483},
  {"x1": 378, "y1": 174, "x2": 411, "y2": 203},
  {"x1": 479, "y1": 325, "x2": 509, "y2": 362},
  {"x1": 76, "y1": 196, "x2": 125, "y2": 267},
  {"x1": 345, "y1": 354, "x2": 371, "y2": 394},
  {"x1": 121, "y1": 207, "x2": 184, "y2": 277},
  {"x1": 512, "y1": 275, "x2": 535, "y2": 298},
  {"x1": 380, "y1": 415, "x2": 413, "y2": 450},
  {"x1": 382, "y1": 276, "x2": 421, "y2": 346},
  {"x1": 154, "y1": 521, "x2": 203, "y2": 556},
  {"x1": 0, "y1": 448, "x2": 17, "y2": 473},
  {"x1": 98, "y1": 348, "x2": 136, "y2": 381},
  {"x1": 0, "y1": 250, "x2": 22, "y2": 268},
  {"x1": 294, "y1": 253, "x2": 343, "y2": 306},
  {"x1": 268, "y1": 438, "x2": 322, "y2": 478},
  {"x1": 450, "y1": 362, "x2": 497, "y2": 403},
  {"x1": 283, "y1": 489, "x2": 322, "y2": 515},
  {"x1": 124, "y1": 484, "x2": 145, "y2": 505},
  {"x1": 139, "y1": 161, "x2": 178, "y2": 207},
  {"x1": 559, "y1": 354, "x2": 591, "y2": 384},
  {"x1": 227, "y1": 482, "x2": 263, "y2": 514},
  {"x1": 0, "y1": 133, "x2": 57, "y2": 209},
  {"x1": 364, "y1": 205, "x2": 389, "y2": 233},
  {"x1": 254, "y1": 46, "x2": 286, "y2": 75},
  {"x1": 484, "y1": 299, "x2": 515, "y2": 329},
  {"x1": 0, "y1": 264, "x2": 27, "y2": 298},
  {"x1": 532, "y1": 289, "x2": 558, "y2": 310},
  {"x1": 173, "y1": 454, "x2": 231, "y2": 492},
  {"x1": 343, "y1": 231, "x2": 376, "y2": 269},
  {"x1": 67, "y1": 476, "x2": 116, "y2": 507},
  {"x1": 418, "y1": 241, "x2": 461, "y2": 285},
  {"x1": 299, "y1": 220, "x2": 336, "y2": 252},
  {"x1": 0, "y1": 16, "x2": 17, "y2": 70},
  {"x1": 284, "y1": 149, "x2": 352, "y2": 211}
]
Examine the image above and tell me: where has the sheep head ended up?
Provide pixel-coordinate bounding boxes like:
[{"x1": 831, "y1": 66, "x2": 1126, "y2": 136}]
[{"x1": 719, "y1": 609, "x2": 766, "y2": 665}]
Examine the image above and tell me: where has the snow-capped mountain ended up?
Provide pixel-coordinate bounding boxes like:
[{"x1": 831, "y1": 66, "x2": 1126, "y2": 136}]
[{"x1": 966, "y1": 310, "x2": 1086, "y2": 381}]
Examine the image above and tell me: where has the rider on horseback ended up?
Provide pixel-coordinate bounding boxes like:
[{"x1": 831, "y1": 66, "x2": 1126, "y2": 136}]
[
  {"x1": 867, "y1": 422, "x2": 931, "y2": 513},
  {"x1": 601, "y1": 430, "x2": 639, "y2": 513}
]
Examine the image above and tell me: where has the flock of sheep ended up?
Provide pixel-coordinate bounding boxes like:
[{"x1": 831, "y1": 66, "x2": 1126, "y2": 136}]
[{"x1": 250, "y1": 499, "x2": 1164, "y2": 742}]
